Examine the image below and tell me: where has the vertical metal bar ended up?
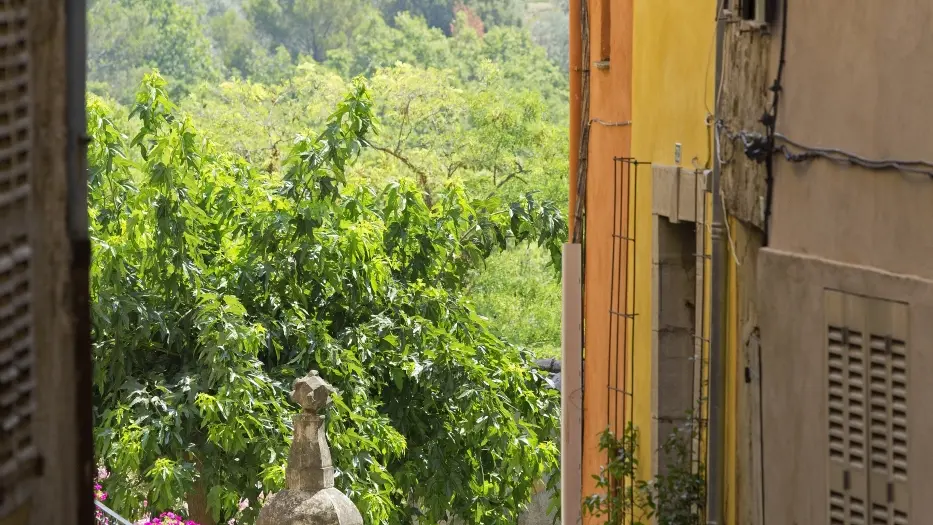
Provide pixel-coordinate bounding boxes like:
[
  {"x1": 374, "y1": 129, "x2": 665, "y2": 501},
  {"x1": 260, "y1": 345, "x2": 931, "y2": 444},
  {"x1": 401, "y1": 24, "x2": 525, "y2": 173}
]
[
  {"x1": 628, "y1": 160, "x2": 639, "y2": 522},
  {"x1": 608, "y1": 160, "x2": 617, "y2": 427},
  {"x1": 606, "y1": 158, "x2": 619, "y2": 525},
  {"x1": 620, "y1": 159, "x2": 631, "y2": 522},
  {"x1": 692, "y1": 169, "x2": 702, "y2": 477},
  {"x1": 66, "y1": 0, "x2": 93, "y2": 524},
  {"x1": 700, "y1": 171, "x2": 711, "y2": 524},
  {"x1": 613, "y1": 159, "x2": 624, "y2": 437}
]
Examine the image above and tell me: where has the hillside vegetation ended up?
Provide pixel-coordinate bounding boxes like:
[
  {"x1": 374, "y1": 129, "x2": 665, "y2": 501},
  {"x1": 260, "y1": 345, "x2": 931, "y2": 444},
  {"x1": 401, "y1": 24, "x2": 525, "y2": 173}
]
[{"x1": 88, "y1": 1, "x2": 570, "y2": 523}]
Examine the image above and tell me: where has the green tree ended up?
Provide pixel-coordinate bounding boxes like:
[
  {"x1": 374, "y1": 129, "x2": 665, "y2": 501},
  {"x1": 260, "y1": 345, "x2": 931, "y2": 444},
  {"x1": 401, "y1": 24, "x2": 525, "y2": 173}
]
[
  {"x1": 528, "y1": 0, "x2": 570, "y2": 71},
  {"x1": 92, "y1": 73, "x2": 563, "y2": 525},
  {"x1": 378, "y1": 0, "x2": 525, "y2": 32},
  {"x1": 462, "y1": 25, "x2": 568, "y2": 116},
  {"x1": 208, "y1": 7, "x2": 296, "y2": 83},
  {"x1": 465, "y1": 0, "x2": 526, "y2": 27},
  {"x1": 88, "y1": 0, "x2": 219, "y2": 102},
  {"x1": 183, "y1": 61, "x2": 566, "y2": 205},
  {"x1": 378, "y1": 0, "x2": 456, "y2": 32},
  {"x1": 244, "y1": 0, "x2": 377, "y2": 62},
  {"x1": 326, "y1": 12, "x2": 454, "y2": 79},
  {"x1": 360, "y1": 63, "x2": 566, "y2": 203},
  {"x1": 468, "y1": 243, "x2": 562, "y2": 359}
]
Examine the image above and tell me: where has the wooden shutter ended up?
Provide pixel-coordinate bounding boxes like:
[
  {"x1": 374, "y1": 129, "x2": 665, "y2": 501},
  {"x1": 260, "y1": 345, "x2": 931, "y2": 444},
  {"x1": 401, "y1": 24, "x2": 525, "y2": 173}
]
[
  {"x1": 0, "y1": 0, "x2": 35, "y2": 518},
  {"x1": 826, "y1": 291, "x2": 910, "y2": 525}
]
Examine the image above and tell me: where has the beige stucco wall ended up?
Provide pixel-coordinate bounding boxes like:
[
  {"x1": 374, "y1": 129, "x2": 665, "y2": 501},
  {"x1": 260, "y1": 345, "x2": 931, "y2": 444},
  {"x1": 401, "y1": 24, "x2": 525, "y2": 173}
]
[
  {"x1": 722, "y1": 2, "x2": 933, "y2": 522},
  {"x1": 757, "y1": 248, "x2": 933, "y2": 524},
  {"x1": 767, "y1": 0, "x2": 933, "y2": 278}
]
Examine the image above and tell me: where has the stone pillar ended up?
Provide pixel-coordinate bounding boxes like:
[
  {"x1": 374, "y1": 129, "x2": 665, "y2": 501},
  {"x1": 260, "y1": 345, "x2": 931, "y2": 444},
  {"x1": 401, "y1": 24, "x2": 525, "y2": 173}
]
[{"x1": 257, "y1": 371, "x2": 363, "y2": 525}]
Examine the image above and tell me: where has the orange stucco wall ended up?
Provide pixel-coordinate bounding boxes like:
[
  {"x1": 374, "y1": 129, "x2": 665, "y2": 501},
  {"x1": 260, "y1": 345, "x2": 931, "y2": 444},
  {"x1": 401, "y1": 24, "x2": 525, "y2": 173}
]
[{"x1": 581, "y1": 0, "x2": 635, "y2": 516}]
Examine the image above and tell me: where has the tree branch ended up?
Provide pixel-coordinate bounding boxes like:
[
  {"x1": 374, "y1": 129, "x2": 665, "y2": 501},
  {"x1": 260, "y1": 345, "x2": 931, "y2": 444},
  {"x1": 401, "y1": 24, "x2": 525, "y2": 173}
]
[
  {"x1": 488, "y1": 161, "x2": 528, "y2": 198},
  {"x1": 372, "y1": 144, "x2": 434, "y2": 206}
]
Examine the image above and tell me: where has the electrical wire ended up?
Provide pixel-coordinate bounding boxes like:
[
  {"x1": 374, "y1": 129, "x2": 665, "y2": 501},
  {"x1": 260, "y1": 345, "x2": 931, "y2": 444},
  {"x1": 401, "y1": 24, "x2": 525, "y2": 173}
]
[
  {"x1": 590, "y1": 118, "x2": 632, "y2": 127},
  {"x1": 775, "y1": 132, "x2": 933, "y2": 177},
  {"x1": 719, "y1": 188, "x2": 742, "y2": 267},
  {"x1": 762, "y1": 0, "x2": 790, "y2": 246},
  {"x1": 719, "y1": 120, "x2": 933, "y2": 179}
]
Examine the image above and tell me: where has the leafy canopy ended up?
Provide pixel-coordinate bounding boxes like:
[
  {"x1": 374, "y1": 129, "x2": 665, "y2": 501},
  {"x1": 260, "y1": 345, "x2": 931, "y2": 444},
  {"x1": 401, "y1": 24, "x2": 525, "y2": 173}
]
[
  {"x1": 91, "y1": 73, "x2": 563, "y2": 525},
  {"x1": 88, "y1": 0, "x2": 219, "y2": 102}
]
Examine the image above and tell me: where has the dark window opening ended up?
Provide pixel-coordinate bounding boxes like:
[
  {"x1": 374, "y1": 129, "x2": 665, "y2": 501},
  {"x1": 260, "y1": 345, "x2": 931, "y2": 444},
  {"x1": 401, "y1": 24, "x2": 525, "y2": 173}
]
[{"x1": 739, "y1": 0, "x2": 776, "y2": 24}]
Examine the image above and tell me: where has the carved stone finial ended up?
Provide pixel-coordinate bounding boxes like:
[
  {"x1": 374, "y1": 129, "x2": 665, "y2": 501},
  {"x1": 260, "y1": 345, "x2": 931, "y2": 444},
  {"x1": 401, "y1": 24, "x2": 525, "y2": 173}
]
[
  {"x1": 291, "y1": 370, "x2": 335, "y2": 415},
  {"x1": 257, "y1": 370, "x2": 363, "y2": 525}
]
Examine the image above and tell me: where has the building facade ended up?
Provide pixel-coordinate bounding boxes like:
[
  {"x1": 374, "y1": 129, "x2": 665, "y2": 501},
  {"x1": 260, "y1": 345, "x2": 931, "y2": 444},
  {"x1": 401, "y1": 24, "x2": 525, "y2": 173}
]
[
  {"x1": 724, "y1": 0, "x2": 933, "y2": 523},
  {"x1": 566, "y1": 0, "x2": 717, "y2": 523},
  {"x1": 567, "y1": 1, "x2": 932, "y2": 524}
]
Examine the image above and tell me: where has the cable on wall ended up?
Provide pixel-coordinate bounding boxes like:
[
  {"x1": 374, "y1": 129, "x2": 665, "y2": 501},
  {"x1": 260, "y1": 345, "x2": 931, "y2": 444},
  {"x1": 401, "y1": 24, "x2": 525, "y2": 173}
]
[
  {"x1": 775, "y1": 133, "x2": 933, "y2": 177},
  {"x1": 590, "y1": 118, "x2": 632, "y2": 127},
  {"x1": 719, "y1": 122, "x2": 933, "y2": 179},
  {"x1": 571, "y1": 0, "x2": 591, "y2": 245},
  {"x1": 760, "y1": 0, "x2": 789, "y2": 246}
]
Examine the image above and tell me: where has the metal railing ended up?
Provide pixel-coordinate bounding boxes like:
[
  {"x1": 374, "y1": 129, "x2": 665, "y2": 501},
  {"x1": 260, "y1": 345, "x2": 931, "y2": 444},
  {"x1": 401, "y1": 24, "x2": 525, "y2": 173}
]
[{"x1": 95, "y1": 500, "x2": 134, "y2": 525}]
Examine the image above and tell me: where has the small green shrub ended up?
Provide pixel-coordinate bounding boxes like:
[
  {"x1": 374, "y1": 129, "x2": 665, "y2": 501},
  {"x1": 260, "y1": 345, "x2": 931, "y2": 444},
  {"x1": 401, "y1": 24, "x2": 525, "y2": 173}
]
[{"x1": 583, "y1": 413, "x2": 705, "y2": 525}]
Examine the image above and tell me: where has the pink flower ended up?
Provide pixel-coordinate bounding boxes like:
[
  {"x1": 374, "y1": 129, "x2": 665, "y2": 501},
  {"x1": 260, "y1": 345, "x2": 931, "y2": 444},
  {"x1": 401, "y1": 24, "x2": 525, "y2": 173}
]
[
  {"x1": 93, "y1": 483, "x2": 107, "y2": 502},
  {"x1": 238, "y1": 498, "x2": 249, "y2": 511},
  {"x1": 97, "y1": 466, "x2": 110, "y2": 480}
]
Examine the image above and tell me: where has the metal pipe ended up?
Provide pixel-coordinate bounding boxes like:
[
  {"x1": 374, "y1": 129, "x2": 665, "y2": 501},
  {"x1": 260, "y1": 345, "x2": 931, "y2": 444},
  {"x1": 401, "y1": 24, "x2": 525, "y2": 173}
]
[
  {"x1": 706, "y1": 6, "x2": 727, "y2": 525},
  {"x1": 568, "y1": 0, "x2": 582, "y2": 241},
  {"x1": 66, "y1": 1, "x2": 94, "y2": 524}
]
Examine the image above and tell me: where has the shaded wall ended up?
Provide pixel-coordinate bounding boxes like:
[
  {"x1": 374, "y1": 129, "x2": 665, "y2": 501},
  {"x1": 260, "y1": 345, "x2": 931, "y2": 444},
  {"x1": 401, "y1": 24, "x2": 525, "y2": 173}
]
[
  {"x1": 719, "y1": 0, "x2": 933, "y2": 522},
  {"x1": 768, "y1": 0, "x2": 933, "y2": 278}
]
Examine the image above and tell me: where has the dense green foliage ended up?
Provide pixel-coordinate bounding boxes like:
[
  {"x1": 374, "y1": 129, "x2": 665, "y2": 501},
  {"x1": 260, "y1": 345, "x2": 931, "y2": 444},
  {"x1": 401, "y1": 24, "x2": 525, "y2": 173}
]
[
  {"x1": 89, "y1": 1, "x2": 571, "y2": 523},
  {"x1": 88, "y1": 0, "x2": 568, "y2": 103},
  {"x1": 91, "y1": 74, "x2": 563, "y2": 524},
  {"x1": 88, "y1": 0, "x2": 219, "y2": 99},
  {"x1": 88, "y1": 0, "x2": 570, "y2": 375},
  {"x1": 468, "y1": 244, "x2": 562, "y2": 359}
]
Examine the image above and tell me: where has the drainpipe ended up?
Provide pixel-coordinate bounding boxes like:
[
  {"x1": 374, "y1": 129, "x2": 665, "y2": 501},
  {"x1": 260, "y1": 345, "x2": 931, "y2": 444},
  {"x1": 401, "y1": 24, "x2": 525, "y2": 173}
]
[
  {"x1": 706, "y1": 6, "x2": 727, "y2": 525},
  {"x1": 568, "y1": 0, "x2": 582, "y2": 241}
]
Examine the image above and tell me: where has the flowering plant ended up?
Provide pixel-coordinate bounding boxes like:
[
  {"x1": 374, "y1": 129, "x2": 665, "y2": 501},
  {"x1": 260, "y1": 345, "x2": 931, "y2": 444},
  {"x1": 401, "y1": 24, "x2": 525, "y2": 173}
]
[
  {"x1": 137, "y1": 512, "x2": 199, "y2": 525},
  {"x1": 95, "y1": 465, "x2": 200, "y2": 525},
  {"x1": 94, "y1": 467, "x2": 112, "y2": 525}
]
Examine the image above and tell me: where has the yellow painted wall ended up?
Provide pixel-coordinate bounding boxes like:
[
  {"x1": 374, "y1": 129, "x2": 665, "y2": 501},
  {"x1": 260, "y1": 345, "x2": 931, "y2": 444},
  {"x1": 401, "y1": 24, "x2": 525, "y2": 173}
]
[
  {"x1": 627, "y1": 0, "x2": 716, "y2": 486},
  {"x1": 578, "y1": 1, "x2": 737, "y2": 522},
  {"x1": 725, "y1": 216, "x2": 740, "y2": 525},
  {"x1": 630, "y1": 1, "x2": 715, "y2": 168}
]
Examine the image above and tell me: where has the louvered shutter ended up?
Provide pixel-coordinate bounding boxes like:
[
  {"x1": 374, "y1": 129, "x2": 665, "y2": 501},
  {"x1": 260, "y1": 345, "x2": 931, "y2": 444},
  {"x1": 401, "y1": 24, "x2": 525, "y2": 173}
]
[
  {"x1": 0, "y1": 0, "x2": 35, "y2": 518},
  {"x1": 826, "y1": 291, "x2": 910, "y2": 525}
]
